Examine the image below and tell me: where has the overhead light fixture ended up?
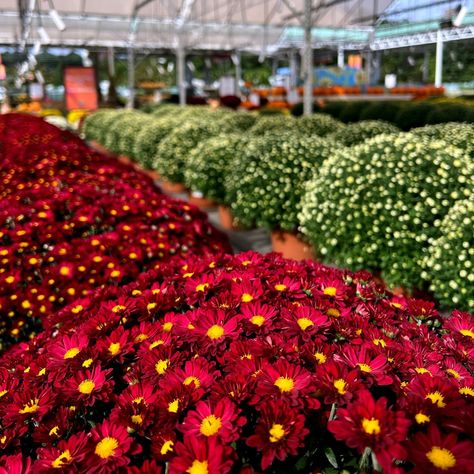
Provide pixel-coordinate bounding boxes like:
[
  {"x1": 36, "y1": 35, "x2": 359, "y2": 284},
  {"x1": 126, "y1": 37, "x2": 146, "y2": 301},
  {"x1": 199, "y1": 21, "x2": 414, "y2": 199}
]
[
  {"x1": 453, "y1": 5, "x2": 468, "y2": 27},
  {"x1": 49, "y1": 8, "x2": 66, "y2": 31},
  {"x1": 37, "y1": 26, "x2": 50, "y2": 43}
]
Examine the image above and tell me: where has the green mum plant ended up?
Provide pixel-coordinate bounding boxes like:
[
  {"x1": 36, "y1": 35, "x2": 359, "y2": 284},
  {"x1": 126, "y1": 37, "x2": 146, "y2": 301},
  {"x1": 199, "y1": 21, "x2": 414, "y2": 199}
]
[
  {"x1": 328, "y1": 120, "x2": 400, "y2": 146},
  {"x1": 299, "y1": 133, "x2": 474, "y2": 289},
  {"x1": 153, "y1": 121, "x2": 219, "y2": 183},
  {"x1": 412, "y1": 123, "x2": 474, "y2": 158},
  {"x1": 297, "y1": 113, "x2": 345, "y2": 137},
  {"x1": 103, "y1": 111, "x2": 144, "y2": 154},
  {"x1": 249, "y1": 115, "x2": 298, "y2": 136},
  {"x1": 184, "y1": 133, "x2": 247, "y2": 203},
  {"x1": 134, "y1": 116, "x2": 184, "y2": 169},
  {"x1": 228, "y1": 132, "x2": 334, "y2": 231},
  {"x1": 422, "y1": 194, "x2": 474, "y2": 311},
  {"x1": 217, "y1": 112, "x2": 257, "y2": 133},
  {"x1": 117, "y1": 113, "x2": 154, "y2": 159},
  {"x1": 83, "y1": 110, "x2": 117, "y2": 143}
]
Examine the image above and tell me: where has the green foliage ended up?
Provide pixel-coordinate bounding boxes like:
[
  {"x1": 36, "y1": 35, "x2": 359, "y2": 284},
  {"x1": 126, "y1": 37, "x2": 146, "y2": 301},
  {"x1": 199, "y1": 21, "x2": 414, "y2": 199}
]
[
  {"x1": 422, "y1": 194, "x2": 474, "y2": 311},
  {"x1": 359, "y1": 101, "x2": 403, "y2": 122},
  {"x1": 184, "y1": 134, "x2": 246, "y2": 203},
  {"x1": 394, "y1": 102, "x2": 435, "y2": 131},
  {"x1": 154, "y1": 121, "x2": 219, "y2": 183},
  {"x1": 328, "y1": 120, "x2": 399, "y2": 146},
  {"x1": 412, "y1": 123, "x2": 474, "y2": 158},
  {"x1": 299, "y1": 133, "x2": 474, "y2": 289},
  {"x1": 321, "y1": 101, "x2": 347, "y2": 120},
  {"x1": 425, "y1": 103, "x2": 472, "y2": 125},
  {"x1": 103, "y1": 111, "x2": 145, "y2": 155},
  {"x1": 83, "y1": 109, "x2": 115, "y2": 141},
  {"x1": 297, "y1": 114, "x2": 345, "y2": 137},
  {"x1": 216, "y1": 112, "x2": 257, "y2": 133},
  {"x1": 338, "y1": 101, "x2": 371, "y2": 123},
  {"x1": 229, "y1": 132, "x2": 334, "y2": 232},
  {"x1": 249, "y1": 115, "x2": 297, "y2": 136}
]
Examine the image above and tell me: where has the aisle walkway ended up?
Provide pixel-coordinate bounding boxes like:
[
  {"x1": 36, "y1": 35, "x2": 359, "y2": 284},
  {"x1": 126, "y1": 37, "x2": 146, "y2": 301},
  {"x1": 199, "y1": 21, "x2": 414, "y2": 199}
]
[{"x1": 159, "y1": 188, "x2": 272, "y2": 255}]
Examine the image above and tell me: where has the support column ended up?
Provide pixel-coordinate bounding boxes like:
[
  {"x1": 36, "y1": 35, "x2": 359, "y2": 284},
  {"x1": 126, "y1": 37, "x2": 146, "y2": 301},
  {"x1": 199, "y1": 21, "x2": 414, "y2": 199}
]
[
  {"x1": 289, "y1": 49, "x2": 298, "y2": 88},
  {"x1": 177, "y1": 45, "x2": 186, "y2": 106},
  {"x1": 126, "y1": 46, "x2": 135, "y2": 109},
  {"x1": 303, "y1": 0, "x2": 313, "y2": 116},
  {"x1": 365, "y1": 49, "x2": 373, "y2": 86},
  {"x1": 234, "y1": 51, "x2": 242, "y2": 96},
  {"x1": 422, "y1": 49, "x2": 430, "y2": 83},
  {"x1": 107, "y1": 47, "x2": 118, "y2": 106},
  {"x1": 337, "y1": 45, "x2": 344, "y2": 68},
  {"x1": 435, "y1": 29, "x2": 443, "y2": 87}
]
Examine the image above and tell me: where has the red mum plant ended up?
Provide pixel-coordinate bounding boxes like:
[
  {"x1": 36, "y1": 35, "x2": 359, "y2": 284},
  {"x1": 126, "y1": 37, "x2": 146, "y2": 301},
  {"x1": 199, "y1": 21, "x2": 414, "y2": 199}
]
[{"x1": 0, "y1": 251, "x2": 472, "y2": 472}]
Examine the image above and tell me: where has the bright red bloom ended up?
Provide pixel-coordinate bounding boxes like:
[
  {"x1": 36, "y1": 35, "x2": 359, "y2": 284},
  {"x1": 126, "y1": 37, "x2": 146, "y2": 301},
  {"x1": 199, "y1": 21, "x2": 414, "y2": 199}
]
[
  {"x1": 247, "y1": 400, "x2": 309, "y2": 470},
  {"x1": 328, "y1": 390, "x2": 410, "y2": 471},
  {"x1": 88, "y1": 420, "x2": 138, "y2": 473},
  {"x1": 180, "y1": 398, "x2": 245, "y2": 442},
  {"x1": 63, "y1": 366, "x2": 113, "y2": 406},
  {"x1": 34, "y1": 432, "x2": 88, "y2": 472},
  {"x1": 169, "y1": 436, "x2": 234, "y2": 474},
  {"x1": 409, "y1": 424, "x2": 474, "y2": 474}
]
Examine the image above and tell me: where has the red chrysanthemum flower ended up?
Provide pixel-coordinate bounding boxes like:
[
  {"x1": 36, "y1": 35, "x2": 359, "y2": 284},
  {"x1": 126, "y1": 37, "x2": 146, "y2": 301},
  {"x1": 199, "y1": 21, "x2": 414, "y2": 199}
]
[
  {"x1": 169, "y1": 436, "x2": 235, "y2": 474},
  {"x1": 180, "y1": 398, "x2": 245, "y2": 442},
  {"x1": 246, "y1": 400, "x2": 309, "y2": 470},
  {"x1": 328, "y1": 390, "x2": 410, "y2": 471},
  {"x1": 34, "y1": 432, "x2": 88, "y2": 472},
  {"x1": 409, "y1": 424, "x2": 474, "y2": 474},
  {"x1": 63, "y1": 366, "x2": 113, "y2": 406}
]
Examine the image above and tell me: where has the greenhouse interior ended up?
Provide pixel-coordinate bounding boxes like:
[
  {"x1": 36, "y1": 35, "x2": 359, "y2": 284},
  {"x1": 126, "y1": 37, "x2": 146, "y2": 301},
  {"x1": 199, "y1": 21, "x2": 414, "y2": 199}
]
[{"x1": 0, "y1": 1, "x2": 473, "y2": 473}]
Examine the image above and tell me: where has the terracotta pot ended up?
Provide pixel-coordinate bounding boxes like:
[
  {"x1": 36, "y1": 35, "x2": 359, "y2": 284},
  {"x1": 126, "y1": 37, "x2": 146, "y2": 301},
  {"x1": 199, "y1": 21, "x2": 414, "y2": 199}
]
[
  {"x1": 89, "y1": 140, "x2": 114, "y2": 156},
  {"x1": 118, "y1": 155, "x2": 133, "y2": 165},
  {"x1": 218, "y1": 205, "x2": 239, "y2": 230},
  {"x1": 145, "y1": 169, "x2": 161, "y2": 181},
  {"x1": 188, "y1": 191, "x2": 216, "y2": 209},
  {"x1": 160, "y1": 180, "x2": 187, "y2": 194},
  {"x1": 271, "y1": 230, "x2": 315, "y2": 261}
]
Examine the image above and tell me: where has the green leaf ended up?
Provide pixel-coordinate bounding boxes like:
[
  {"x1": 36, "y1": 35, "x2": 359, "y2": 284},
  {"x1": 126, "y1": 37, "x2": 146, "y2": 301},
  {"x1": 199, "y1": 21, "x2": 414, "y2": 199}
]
[{"x1": 325, "y1": 447, "x2": 338, "y2": 469}]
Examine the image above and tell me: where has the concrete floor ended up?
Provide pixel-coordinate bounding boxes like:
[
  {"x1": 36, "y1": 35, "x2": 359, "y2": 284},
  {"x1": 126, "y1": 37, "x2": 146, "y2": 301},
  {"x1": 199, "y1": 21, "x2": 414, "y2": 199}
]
[{"x1": 161, "y1": 188, "x2": 272, "y2": 255}]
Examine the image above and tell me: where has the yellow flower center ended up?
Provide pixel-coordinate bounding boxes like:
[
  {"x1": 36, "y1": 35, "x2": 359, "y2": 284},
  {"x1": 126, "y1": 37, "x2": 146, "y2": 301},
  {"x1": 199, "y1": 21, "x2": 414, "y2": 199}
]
[
  {"x1": 195, "y1": 283, "x2": 209, "y2": 292},
  {"x1": 314, "y1": 352, "x2": 327, "y2": 364},
  {"x1": 108, "y1": 342, "x2": 121, "y2": 356},
  {"x1": 241, "y1": 293, "x2": 254, "y2": 303},
  {"x1": 71, "y1": 305, "x2": 83, "y2": 314},
  {"x1": 415, "y1": 367, "x2": 431, "y2": 375},
  {"x1": 78, "y1": 379, "x2": 95, "y2": 395},
  {"x1": 323, "y1": 286, "x2": 337, "y2": 296},
  {"x1": 274, "y1": 284, "x2": 287, "y2": 292},
  {"x1": 5, "y1": 276, "x2": 15, "y2": 284},
  {"x1": 426, "y1": 391, "x2": 446, "y2": 408},
  {"x1": 160, "y1": 440, "x2": 174, "y2": 455},
  {"x1": 357, "y1": 363, "x2": 372, "y2": 373},
  {"x1": 187, "y1": 460, "x2": 208, "y2": 474},
  {"x1": 334, "y1": 378, "x2": 347, "y2": 395},
  {"x1": 133, "y1": 396, "x2": 145, "y2": 405},
  {"x1": 362, "y1": 417, "x2": 381, "y2": 435},
  {"x1": 446, "y1": 369, "x2": 461, "y2": 379},
  {"x1": 112, "y1": 305, "x2": 126, "y2": 313},
  {"x1": 426, "y1": 447, "x2": 456, "y2": 470},
  {"x1": 131, "y1": 414, "x2": 143, "y2": 425},
  {"x1": 297, "y1": 317, "x2": 314, "y2": 331},
  {"x1": 372, "y1": 338, "x2": 386, "y2": 348},
  {"x1": 95, "y1": 437, "x2": 119, "y2": 459},
  {"x1": 135, "y1": 333, "x2": 148, "y2": 342},
  {"x1": 51, "y1": 449, "x2": 72, "y2": 468},
  {"x1": 269, "y1": 423, "x2": 286, "y2": 442},
  {"x1": 200, "y1": 414, "x2": 222, "y2": 436},
  {"x1": 155, "y1": 359, "x2": 169, "y2": 375},
  {"x1": 459, "y1": 386, "x2": 474, "y2": 397},
  {"x1": 149, "y1": 340, "x2": 164, "y2": 350},
  {"x1": 82, "y1": 358, "x2": 93, "y2": 368},
  {"x1": 327, "y1": 308, "x2": 340, "y2": 317},
  {"x1": 163, "y1": 322, "x2": 173, "y2": 332},
  {"x1": 274, "y1": 376, "x2": 295, "y2": 393},
  {"x1": 415, "y1": 412, "x2": 431, "y2": 424},
  {"x1": 183, "y1": 376, "x2": 201, "y2": 388},
  {"x1": 168, "y1": 399, "x2": 179, "y2": 413},
  {"x1": 250, "y1": 315, "x2": 265, "y2": 326},
  {"x1": 146, "y1": 302, "x2": 157, "y2": 312},
  {"x1": 59, "y1": 266, "x2": 70, "y2": 276},
  {"x1": 206, "y1": 324, "x2": 224, "y2": 340},
  {"x1": 19, "y1": 398, "x2": 39, "y2": 414},
  {"x1": 459, "y1": 329, "x2": 474, "y2": 339},
  {"x1": 49, "y1": 426, "x2": 60, "y2": 437}
]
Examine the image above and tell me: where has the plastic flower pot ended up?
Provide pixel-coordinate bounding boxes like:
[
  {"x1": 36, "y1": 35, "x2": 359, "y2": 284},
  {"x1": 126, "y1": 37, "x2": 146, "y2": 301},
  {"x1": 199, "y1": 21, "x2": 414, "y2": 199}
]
[
  {"x1": 160, "y1": 180, "x2": 187, "y2": 194},
  {"x1": 188, "y1": 191, "x2": 217, "y2": 210},
  {"x1": 271, "y1": 230, "x2": 315, "y2": 261},
  {"x1": 145, "y1": 169, "x2": 161, "y2": 181},
  {"x1": 218, "y1": 205, "x2": 240, "y2": 230},
  {"x1": 118, "y1": 155, "x2": 133, "y2": 166}
]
